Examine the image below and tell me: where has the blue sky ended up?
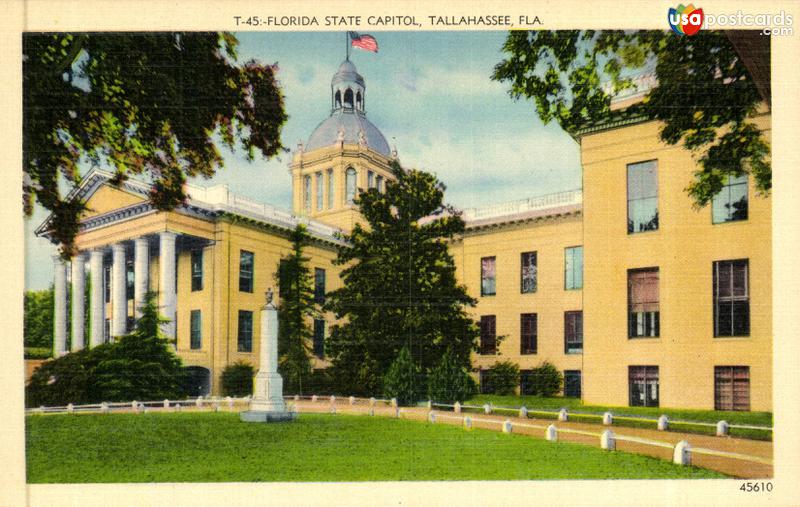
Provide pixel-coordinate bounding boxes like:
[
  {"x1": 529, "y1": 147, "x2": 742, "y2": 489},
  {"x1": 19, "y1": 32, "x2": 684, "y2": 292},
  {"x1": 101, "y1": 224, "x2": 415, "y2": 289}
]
[{"x1": 24, "y1": 31, "x2": 581, "y2": 290}]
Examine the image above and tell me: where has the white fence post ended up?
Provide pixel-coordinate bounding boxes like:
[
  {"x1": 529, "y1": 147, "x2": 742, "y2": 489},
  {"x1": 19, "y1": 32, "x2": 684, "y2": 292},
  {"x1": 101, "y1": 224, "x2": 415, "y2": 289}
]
[
  {"x1": 601, "y1": 430, "x2": 616, "y2": 450},
  {"x1": 196, "y1": 396, "x2": 203, "y2": 408},
  {"x1": 395, "y1": 407, "x2": 401, "y2": 418},
  {"x1": 716, "y1": 420, "x2": 729, "y2": 436},
  {"x1": 463, "y1": 416, "x2": 473, "y2": 430},
  {"x1": 454, "y1": 402, "x2": 461, "y2": 414},
  {"x1": 673, "y1": 440, "x2": 691, "y2": 465},
  {"x1": 100, "y1": 402, "x2": 109, "y2": 414},
  {"x1": 519, "y1": 406, "x2": 528, "y2": 419},
  {"x1": 226, "y1": 396, "x2": 233, "y2": 409},
  {"x1": 312, "y1": 395, "x2": 318, "y2": 403},
  {"x1": 428, "y1": 411, "x2": 436, "y2": 423},
  {"x1": 330, "y1": 395, "x2": 336, "y2": 405},
  {"x1": 131, "y1": 400, "x2": 138, "y2": 412},
  {"x1": 349, "y1": 396, "x2": 355, "y2": 406},
  {"x1": 603, "y1": 412, "x2": 613, "y2": 425},
  {"x1": 658, "y1": 415, "x2": 669, "y2": 431},
  {"x1": 163, "y1": 399, "x2": 170, "y2": 409},
  {"x1": 502, "y1": 420, "x2": 513, "y2": 434},
  {"x1": 294, "y1": 394, "x2": 300, "y2": 402},
  {"x1": 558, "y1": 408, "x2": 568, "y2": 422},
  {"x1": 67, "y1": 403, "x2": 74, "y2": 414},
  {"x1": 546, "y1": 424, "x2": 558, "y2": 441},
  {"x1": 483, "y1": 403, "x2": 492, "y2": 415},
  {"x1": 369, "y1": 397, "x2": 376, "y2": 407},
  {"x1": 391, "y1": 398, "x2": 398, "y2": 408}
]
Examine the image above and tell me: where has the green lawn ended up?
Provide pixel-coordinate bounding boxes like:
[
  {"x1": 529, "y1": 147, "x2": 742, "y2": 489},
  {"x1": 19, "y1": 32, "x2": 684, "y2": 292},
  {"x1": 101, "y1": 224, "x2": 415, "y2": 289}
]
[
  {"x1": 26, "y1": 412, "x2": 725, "y2": 482},
  {"x1": 466, "y1": 395, "x2": 773, "y2": 440}
]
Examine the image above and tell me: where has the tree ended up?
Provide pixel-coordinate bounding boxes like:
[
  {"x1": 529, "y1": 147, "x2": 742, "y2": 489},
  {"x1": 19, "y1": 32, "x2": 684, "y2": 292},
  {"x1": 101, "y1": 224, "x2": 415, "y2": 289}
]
[
  {"x1": 427, "y1": 348, "x2": 477, "y2": 404},
  {"x1": 24, "y1": 288, "x2": 54, "y2": 349},
  {"x1": 26, "y1": 291, "x2": 187, "y2": 406},
  {"x1": 276, "y1": 224, "x2": 316, "y2": 395},
  {"x1": 521, "y1": 361, "x2": 563, "y2": 397},
  {"x1": 382, "y1": 346, "x2": 423, "y2": 406},
  {"x1": 220, "y1": 361, "x2": 255, "y2": 397},
  {"x1": 24, "y1": 33, "x2": 288, "y2": 256},
  {"x1": 484, "y1": 361, "x2": 520, "y2": 396},
  {"x1": 492, "y1": 30, "x2": 770, "y2": 206},
  {"x1": 325, "y1": 160, "x2": 478, "y2": 396}
]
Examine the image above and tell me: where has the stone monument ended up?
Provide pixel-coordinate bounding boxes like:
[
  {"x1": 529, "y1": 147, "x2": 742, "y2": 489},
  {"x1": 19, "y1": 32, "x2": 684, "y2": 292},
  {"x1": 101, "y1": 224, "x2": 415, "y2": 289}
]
[{"x1": 240, "y1": 288, "x2": 296, "y2": 423}]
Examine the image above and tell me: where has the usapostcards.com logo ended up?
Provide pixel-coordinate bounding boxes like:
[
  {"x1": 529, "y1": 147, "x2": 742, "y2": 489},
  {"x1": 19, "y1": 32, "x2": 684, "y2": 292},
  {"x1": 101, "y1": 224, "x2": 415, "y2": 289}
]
[{"x1": 668, "y1": 4, "x2": 704, "y2": 36}]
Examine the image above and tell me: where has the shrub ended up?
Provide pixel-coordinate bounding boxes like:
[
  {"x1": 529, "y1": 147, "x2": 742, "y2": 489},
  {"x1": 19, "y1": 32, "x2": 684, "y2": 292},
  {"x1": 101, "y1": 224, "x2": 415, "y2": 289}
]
[
  {"x1": 24, "y1": 347, "x2": 52, "y2": 359},
  {"x1": 383, "y1": 346, "x2": 423, "y2": 406},
  {"x1": 427, "y1": 349, "x2": 477, "y2": 404},
  {"x1": 485, "y1": 361, "x2": 520, "y2": 395},
  {"x1": 521, "y1": 361, "x2": 563, "y2": 397},
  {"x1": 220, "y1": 361, "x2": 255, "y2": 397}
]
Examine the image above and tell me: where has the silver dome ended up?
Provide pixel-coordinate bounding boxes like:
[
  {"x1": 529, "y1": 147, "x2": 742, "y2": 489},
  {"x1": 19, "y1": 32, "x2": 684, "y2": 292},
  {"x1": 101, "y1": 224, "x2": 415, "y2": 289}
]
[{"x1": 306, "y1": 109, "x2": 391, "y2": 156}]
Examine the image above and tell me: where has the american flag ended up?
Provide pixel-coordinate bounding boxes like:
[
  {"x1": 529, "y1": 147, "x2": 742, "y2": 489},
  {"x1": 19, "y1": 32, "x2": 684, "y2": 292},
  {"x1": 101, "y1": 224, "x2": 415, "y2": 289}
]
[{"x1": 349, "y1": 32, "x2": 378, "y2": 53}]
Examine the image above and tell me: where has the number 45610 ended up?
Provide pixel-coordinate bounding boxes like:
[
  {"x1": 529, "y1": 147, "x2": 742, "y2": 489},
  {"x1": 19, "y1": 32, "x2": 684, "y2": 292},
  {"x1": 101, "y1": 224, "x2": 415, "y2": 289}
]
[{"x1": 740, "y1": 482, "x2": 773, "y2": 492}]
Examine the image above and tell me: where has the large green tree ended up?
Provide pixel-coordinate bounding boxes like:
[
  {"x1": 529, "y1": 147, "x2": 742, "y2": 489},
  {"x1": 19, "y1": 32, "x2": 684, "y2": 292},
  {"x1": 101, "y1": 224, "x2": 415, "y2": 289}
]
[
  {"x1": 24, "y1": 288, "x2": 54, "y2": 349},
  {"x1": 24, "y1": 33, "x2": 288, "y2": 256},
  {"x1": 276, "y1": 224, "x2": 316, "y2": 395},
  {"x1": 492, "y1": 30, "x2": 770, "y2": 206},
  {"x1": 325, "y1": 161, "x2": 478, "y2": 396}
]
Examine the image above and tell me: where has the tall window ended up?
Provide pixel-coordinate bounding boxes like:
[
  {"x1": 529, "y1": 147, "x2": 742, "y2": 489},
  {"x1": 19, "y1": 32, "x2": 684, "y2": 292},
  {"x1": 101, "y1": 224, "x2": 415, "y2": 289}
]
[
  {"x1": 126, "y1": 260, "x2": 134, "y2": 300},
  {"x1": 376, "y1": 175, "x2": 384, "y2": 192},
  {"x1": 303, "y1": 175, "x2": 311, "y2": 212},
  {"x1": 314, "y1": 268, "x2": 326, "y2": 304},
  {"x1": 480, "y1": 256, "x2": 496, "y2": 296},
  {"x1": 237, "y1": 310, "x2": 253, "y2": 352},
  {"x1": 345, "y1": 167, "x2": 357, "y2": 204},
  {"x1": 628, "y1": 268, "x2": 660, "y2": 338},
  {"x1": 520, "y1": 313, "x2": 537, "y2": 354},
  {"x1": 103, "y1": 318, "x2": 110, "y2": 343},
  {"x1": 367, "y1": 170, "x2": 375, "y2": 188},
  {"x1": 191, "y1": 249, "x2": 203, "y2": 291},
  {"x1": 564, "y1": 370, "x2": 582, "y2": 398},
  {"x1": 520, "y1": 251, "x2": 537, "y2": 293},
  {"x1": 629, "y1": 366, "x2": 659, "y2": 407},
  {"x1": 564, "y1": 246, "x2": 583, "y2": 290},
  {"x1": 313, "y1": 319, "x2": 325, "y2": 358},
  {"x1": 713, "y1": 259, "x2": 750, "y2": 337},
  {"x1": 479, "y1": 369, "x2": 494, "y2": 394},
  {"x1": 627, "y1": 160, "x2": 658, "y2": 233},
  {"x1": 103, "y1": 265, "x2": 111, "y2": 303},
  {"x1": 564, "y1": 311, "x2": 583, "y2": 353},
  {"x1": 239, "y1": 250, "x2": 254, "y2": 293},
  {"x1": 714, "y1": 366, "x2": 750, "y2": 411},
  {"x1": 315, "y1": 172, "x2": 323, "y2": 211},
  {"x1": 327, "y1": 169, "x2": 334, "y2": 209},
  {"x1": 190, "y1": 310, "x2": 202, "y2": 349},
  {"x1": 712, "y1": 175, "x2": 748, "y2": 224},
  {"x1": 479, "y1": 315, "x2": 496, "y2": 355}
]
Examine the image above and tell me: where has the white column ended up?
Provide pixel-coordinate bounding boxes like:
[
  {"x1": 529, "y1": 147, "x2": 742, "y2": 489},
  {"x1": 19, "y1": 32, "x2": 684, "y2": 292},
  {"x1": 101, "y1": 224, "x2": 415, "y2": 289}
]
[
  {"x1": 111, "y1": 243, "x2": 127, "y2": 338},
  {"x1": 158, "y1": 231, "x2": 177, "y2": 339},
  {"x1": 70, "y1": 254, "x2": 86, "y2": 351},
  {"x1": 134, "y1": 237, "x2": 149, "y2": 318},
  {"x1": 52, "y1": 255, "x2": 68, "y2": 357},
  {"x1": 89, "y1": 249, "x2": 104, "y2": 347}
]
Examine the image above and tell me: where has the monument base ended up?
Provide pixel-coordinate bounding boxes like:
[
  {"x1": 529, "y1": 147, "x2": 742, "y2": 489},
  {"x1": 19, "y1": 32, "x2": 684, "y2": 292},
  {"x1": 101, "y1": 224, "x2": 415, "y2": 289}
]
[{"x1": 240, "y1": 410, "x2": 296, "y2": 423}]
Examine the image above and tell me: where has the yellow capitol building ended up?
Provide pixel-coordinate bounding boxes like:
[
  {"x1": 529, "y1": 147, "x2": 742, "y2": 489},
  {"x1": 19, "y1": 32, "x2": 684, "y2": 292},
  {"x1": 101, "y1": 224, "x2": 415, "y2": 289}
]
[{"x1": 37, "y1": 59, "x2": 771, "y2": 412}]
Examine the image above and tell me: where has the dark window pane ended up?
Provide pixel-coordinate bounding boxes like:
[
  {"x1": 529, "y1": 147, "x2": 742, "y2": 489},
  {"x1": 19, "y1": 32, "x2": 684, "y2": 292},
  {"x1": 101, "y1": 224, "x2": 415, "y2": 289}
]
[
  {"x1": 628, "y1": 269, "x2": 659, "y2": 338},
  {"x1": 520, "y1": 313, "x2": 537, "y2": 354},
  {"x1": 126, "y1": 261, "x2": 135, "y2": 300},
  {"x1": 521, "y1": 252, "x2": 537, "y2": 293},
  {"x1": 564, "y1": 370, "x2": 582, "y2": 398},
  {"x1": 313, "y1": 319, "x2": 325, "y2": 358},
  {"x1": 712, "y1": 175, "x2": 748, "y2": 223},
  {"x1": 191, "y1": 250, "x2": 203, "y2": 292},
  {"x1": 565, "y1": 311, "x2": 583, "y2": 353},
  {"x1": 239, "y1": 251, "x2": 254, "y2": 293},
  {"x1": 629, "y1": 366, "x2": 659, "y2": 407},
  {"x1": 714, "y1": 259, "x2": 750, "y2": 337},
  {"x1": 314, "y1": 268, "x2": 326, "y2": 304},
  {"x1": 480, "y1": 315, "x2": 496, "y2": 355},
  {"x1": 715, "y1": 366, "x2": 750, "y2": 411},
  {"x1": 190, "y1": 310, "x2": 202, "y2": 349},
  {"x1": 237, "y1": 310, "x2": 253, "y2": 352}
]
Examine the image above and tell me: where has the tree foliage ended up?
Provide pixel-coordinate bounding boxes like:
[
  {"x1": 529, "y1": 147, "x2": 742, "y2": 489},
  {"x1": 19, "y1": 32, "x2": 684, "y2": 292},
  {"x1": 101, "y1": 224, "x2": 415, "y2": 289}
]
[
  {"x1": 24, "y1": 288, "x2": 54, "y2": 349},
  {"x1": 484, "y1": 361, "x2": 520, "y2": 396},
  {"x1": 276, "y1": 224, "x2": 316, "y2": 395},
  {"x1": 492, "y1": 30, "x2": 770, "y2": 206},
  {"x1": 220, "y1": 361, "x2": 255, "y2": 397},
  {"x1": 520, "y1": 361, "x2": 563, "y2": 397},
  {"x1": 427, "y1": 348, "x2": 477, "y2": 404},
  {"x1": 325, "y1": 161, "x2": 478, "y2": 396},
  {"x1": 382, "y1": 346, "x2": 423, "y2": 406},
  {"x1": 26, "y1": 292, "x2": 187, "y2": 406},
  {"x1": 24, "y1": 32, "x2": 288, "y2": 256}
]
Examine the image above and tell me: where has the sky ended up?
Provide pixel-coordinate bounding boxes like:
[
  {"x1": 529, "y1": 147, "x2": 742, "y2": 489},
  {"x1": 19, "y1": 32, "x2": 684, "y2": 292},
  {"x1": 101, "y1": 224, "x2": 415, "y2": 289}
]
[{"x1": 24, "y1": 31, "x2": 581, "y2": 290}]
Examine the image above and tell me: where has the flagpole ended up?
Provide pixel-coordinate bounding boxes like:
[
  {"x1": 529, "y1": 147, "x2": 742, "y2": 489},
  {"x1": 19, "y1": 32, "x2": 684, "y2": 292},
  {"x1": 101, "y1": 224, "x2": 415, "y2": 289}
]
[{"x1": 345, "y1": 32, "x2": 350, "y2": 61}]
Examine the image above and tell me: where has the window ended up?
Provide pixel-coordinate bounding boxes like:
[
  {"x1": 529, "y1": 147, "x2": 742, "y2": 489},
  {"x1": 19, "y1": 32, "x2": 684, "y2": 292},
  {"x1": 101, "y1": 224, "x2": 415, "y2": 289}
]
[
  {"x1": 345, "y1": 167, "x2": 357, "y2": 204},
  {"x1": 627, "y1": 160, "x2": 658, "y2": 233},
  {"x1": 479, "y1": 369, "x2": 494, "y2": 394},
  {"x1": 327, "y1": 169, "x2": 334, "y2": 209},
  {"x1": 564, "y1": 311, "x2": 583, "y2": 353},
  {"x1": 126, "y1": 316, "x2": 135, "y2": 333},
  {"x1": 103, "y1": 265, "x2": 111, "y2": 303},
  {"x1": 564, "y1": 370, "x2": 582, "y2": 398},
  {"x1": 714, "y1": 260, "x2": 750, "y2": 337},
  {"x1": 628, "y1": 268, "x2": 660, "y2": 338},
  {"x1": 315, "y1": 172, "x2": 323, "y2": 211},
  {"x1": 190, "y1": 310, "x2": 202, "y2": 349},
  {"x1": 237, "y1": 310, "x2": 253, "y2": 352},
  {"x1": 376, "y1": 175, "x2": 384, "y2": 192},
  {"x1": 313, "y1": 319, "x2": 325, "y2": 358},
  {"x1": 565, "y1": 246, "x2": 583, "y2": 290},
  {"x1": 367, "y1": 170, "x2": 375, "y2": 188},
  {"x1": 314, "y1": 268, "x2": 326, "y2": 304},
  {"x1": 239, "y1": 250, "x2": 254, "y2": 293},
  {"x1": 629, "y1": 366, "x2": 659, "y2": 407},
  {"x1": 103, "y1": 318, "x2": 110, "y2": 343},
  {"x1": 714, "y1": 366, "x2": 750, "y2": 411},
  {"x1": 125, "y1": 260, "x2": 134, "y2": 300},
  {"x1": 520, "y1": 313, "x2": 537, "y2": 355},
  {"x1": 479, "y1": 315, "x2": 496, "y2": 355},
  {"x1": 519, "y1": 370, "x2": 534, "y2": 395},
  {"x1": 191, "y1": 249, "x2": 203, "y2": 292},
  {"x1": 520, "y1": 251, "x2": 537, "y2": 293},
  {"x1": 480, "y1": 256, "x2": 496, "y2": 296},
  {"x1": 712, "y1": 175, "x2": 748, "y2": 224},
  {"x1": 303, "y1": 175, "x2": 311, "y2": 212}
]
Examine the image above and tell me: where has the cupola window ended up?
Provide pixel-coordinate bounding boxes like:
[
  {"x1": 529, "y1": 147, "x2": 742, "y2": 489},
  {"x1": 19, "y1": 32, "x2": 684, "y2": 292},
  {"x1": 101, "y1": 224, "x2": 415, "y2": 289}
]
[{"x1": 345, "y1": 167, "x2": 357, "y2": 204}]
